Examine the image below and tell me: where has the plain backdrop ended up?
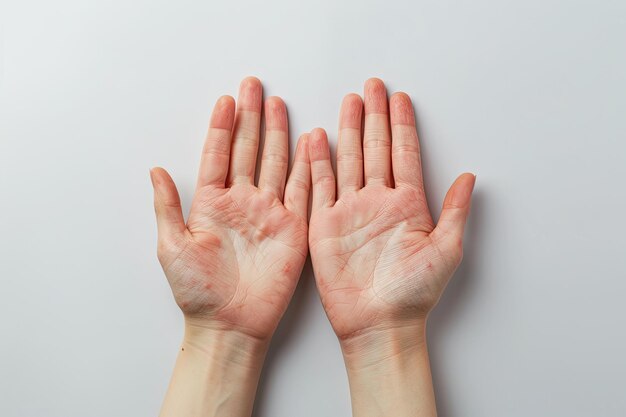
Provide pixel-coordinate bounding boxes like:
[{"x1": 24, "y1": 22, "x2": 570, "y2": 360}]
[{"x1": 1, "y1": 1, "x2": 626, "y2": 416}]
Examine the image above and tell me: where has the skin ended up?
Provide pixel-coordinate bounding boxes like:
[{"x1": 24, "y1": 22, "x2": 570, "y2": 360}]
[
  {"x1": 151, "y1": 77, "x2": 475, "y2": 417},
  {"x1": 308, "y1": 78, "x2": 475, "y2": 417},
  {"x1": 151, "y1": 77, "x2": 311, "y2": 417}
]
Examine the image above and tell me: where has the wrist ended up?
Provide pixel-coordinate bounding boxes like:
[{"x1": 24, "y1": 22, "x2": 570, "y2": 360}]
[
  {"x1": 339, "y1": 320, "x2": 437, "y2": 417},
  {"x1": 340, "y1": 319, "x2": 428, "y2": 370},
  {"x1": 159, "y1": 318, "x2": 269, "y2": 417},
  {"x1": 182, "y1": 317, "x2": 270, "y2": 371}
]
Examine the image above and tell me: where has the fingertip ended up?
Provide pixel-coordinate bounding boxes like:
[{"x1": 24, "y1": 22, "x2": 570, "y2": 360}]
[
  {"x1": 340, "y1": 93, "x2": 363, "y2": 129},
  {"x1": 264, "y1": 96, "x2": 288, "y2": 131},
  {"x1": 310, "y1": 127, "x2": 328, "y2": 143},
  {"x1": 364, "y1": 77, "x2": 388, "y2": 114},
  {"x1": 151, "y1": 167, "x2": 185, "y2": 238},
  {"x1": 295, "y1": 133, "x2": 310, "y2": 162},
  {"x1": 265, "y1": 95, "x2": 285, "y2": 109},
  {"x1": 389, "y1": 92, "x2": 415, "y2": 126},
  {"x1": 238, "y1": 76, "x2": 263, "y2": 111},
  {"x1": 342, "y1": 93, "x2": 363, "y2": 105},
  {"x1": 448, "y1": 172, "x2": 476, "y2": 208},
  {"x1": 150, "y1": 167, "x2": 174, "y2": 188},
  {"x1": 460, "y1": 171, "x2": 477, "y2": 190},
  {"x1": 216, "y1": 94, "x2": 236, "y2": 107},
  {"x1": 240, "y1": 75, "x2": 262, "y2": 89},
  {"x1": 150, "y1": 166, "x2": 165, "y2": 181},
  {"x1": 365, "y1": 77, "x2": 385, "y2": 90},
  {"x1": 210, "y1": 95, "x2": 236, "y2": 129},
  {"x1": 467, "y1": 173, "x2": 477, "y2": 197},
  {"x1": 390, "y1": 91, "x2": 410, "y2": 99},
  {"x1": 309, "y1": 128, "x2": 330, "y2": 161}
]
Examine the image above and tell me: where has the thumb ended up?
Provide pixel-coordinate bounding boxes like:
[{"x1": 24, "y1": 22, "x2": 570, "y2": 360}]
[
  {"x1": 431, "y1": 173, "x2": 476, "y2": 254},
  {"x1": 150, "y1": 167, "x2": 186, "y2": 240}
]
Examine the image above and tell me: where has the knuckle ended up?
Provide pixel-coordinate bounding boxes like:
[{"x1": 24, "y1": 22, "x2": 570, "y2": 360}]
[
  {"x1": 233, "y1": 125, "x2": 258, "y2": 145},
  {"x1": 363, "y1": 128, "x2": 390, "y2": 146},
  {"x1": 204, "y1": 134, "x2": 231, "y2": 155},
  {"x1": 315, "y1": 175, "x2": 335, "y2": 186},
  {"x1": 392, "y1": 142, "x2": 420, "y2": 154},
  {"x1": 289, "y1": 176, "x2": 310, "y2": 191},
  {"x1": 156, "y1": 238, "x2": 179, "y2": 263},
  {"x1": 337, "y1": 151, "x2": 364, "y2": 162},
  {"x1": 160, "y1": 198, "x2": 181, "y2": 209},
  {"x1": 262, "y1": 151, "x2": 288, "y2": 164}
]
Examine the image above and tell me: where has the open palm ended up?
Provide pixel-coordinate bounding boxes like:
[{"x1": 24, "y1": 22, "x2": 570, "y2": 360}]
[
  {"x1": 151, "y1": 78, "x2": 311, "y2": 340},
  {"x1": 308, "y1": 79, "x2": 475, "y2": 339}
]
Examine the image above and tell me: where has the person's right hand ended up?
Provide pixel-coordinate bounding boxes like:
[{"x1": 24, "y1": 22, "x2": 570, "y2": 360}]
[
  {"x1": 155, "y1": 77, "x2": 312, "y2": 417},
  {"x1": 150, "y1": 77, "x2": 311, "y2": 342},
  {"x1": 308, "y1": 78, "x2": 476, "y2": 342}
]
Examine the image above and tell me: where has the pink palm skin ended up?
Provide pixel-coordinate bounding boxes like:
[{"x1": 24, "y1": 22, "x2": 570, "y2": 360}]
[
  {"x1": 158, "y1": 184, "x2": 308, "y2": 339},
  {"x1": 308, "y1": 79, "x2": 476, "y2": 341},
  {"x1": 151, "y1": 77, "x2": 312, "y2": 341}
]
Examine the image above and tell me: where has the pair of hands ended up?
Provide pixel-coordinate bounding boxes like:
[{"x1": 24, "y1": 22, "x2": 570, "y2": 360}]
[{"x1": 150, "y1": 76, "x2": 475, "y2": 360}]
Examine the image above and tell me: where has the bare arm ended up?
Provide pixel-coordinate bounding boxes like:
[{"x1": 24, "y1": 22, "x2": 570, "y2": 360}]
[
  {"x1": 151, "y1": 77, "x2": 311, "y2": 417},
  {"x1": 341, "y1": 324, "x2": 436, "y2": 416},
  {"x1": 308, "y1": 78, "x2": 475, "y2": 416},
  {"x1": 159, "y1": 324, "x2": 267, "y2": 417}
]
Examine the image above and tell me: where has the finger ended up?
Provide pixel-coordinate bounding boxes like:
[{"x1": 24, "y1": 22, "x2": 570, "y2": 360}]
[
  {"x1": 390, "y1": 92, "x2": 426, "y2": 193},
  {"x1": 337, "y1": 93, "x2": 364, "y2": 196},
  {"x1": 150, "y1": 167, "x2": 186, "y2": 240},
  {"x1": 431, "y1": 173, "x2": 476, "y2": 251},
  {"x1": 309, "y1": 128, "x2": 336, "y2": 211},
  {"x1": 196, "y1": 95, "x2": 235, "y2": 188},
  {"x1": 228, "y1": 76, "x2": 263, "y2": 186},
  {"x1": 284, "y1": 134, "x2": 311, "y2": 220},
  {"x1": 258, "y1": 96, "x2": 289, "y2": 199},
  {"x1": 363, "y1": 78, "x2": 393, "y2": 187}
]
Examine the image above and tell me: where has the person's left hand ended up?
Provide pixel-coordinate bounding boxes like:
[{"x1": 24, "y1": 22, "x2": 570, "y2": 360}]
[{"x1": 307, "y1": 79, "x2": 475, "y2": 342}]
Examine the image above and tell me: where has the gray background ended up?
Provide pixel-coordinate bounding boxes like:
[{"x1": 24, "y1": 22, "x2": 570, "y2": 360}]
[{"x1": 1, "y1": 0, "x2": 625, "y2": 416}]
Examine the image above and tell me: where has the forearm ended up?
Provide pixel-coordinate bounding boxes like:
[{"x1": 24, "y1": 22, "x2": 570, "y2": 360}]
[
  {"x1": 159, "y1": 320, "x2": 269, "y2": 417},
  {"x1": 341, "y1": 321, "x2": 437, "y2": 417}
]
